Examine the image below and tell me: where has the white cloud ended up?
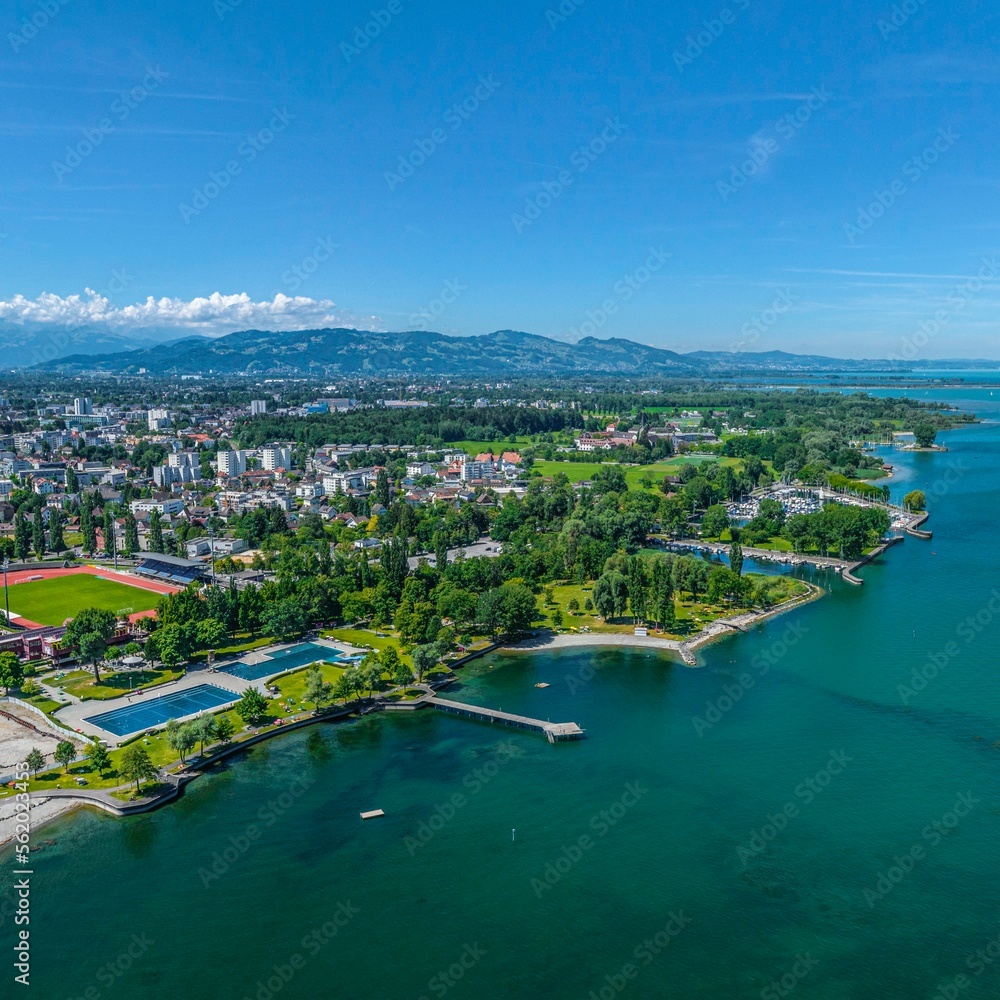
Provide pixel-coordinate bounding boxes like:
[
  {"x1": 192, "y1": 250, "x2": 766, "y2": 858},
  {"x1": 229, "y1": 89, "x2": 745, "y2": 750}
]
[{"x1": 0, "y1": 290, "x2": 381, "y2": 336}]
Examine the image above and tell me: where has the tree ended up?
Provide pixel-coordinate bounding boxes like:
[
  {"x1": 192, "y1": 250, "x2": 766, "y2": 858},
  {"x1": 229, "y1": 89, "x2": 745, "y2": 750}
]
[
  {"x1": 476, "y1": 588, "x2": 505, "y2": 638},
  {"x1": 913, "y1": 423, "x2": 937, "y2": 448},
  {"x1": 166, "y1": 719, "x2": 197, "y2": 763},
  {"x1": 215, "y1": 715, "x2": 235, "y2": 744},
  {"x1": 593, "y1": 571, "x2": 628, "y2": 621},
  {"x1": 592, "y1": 574, "x2": 615, "y2": 620},
  {"x1": 13, "y1": 511, "x2": 31, "y2": 561},
  {"x1": 498, "y1": 583, "x2": 536, "y2": 636},
  {"x1": 25, "y1": 747, "x2": 45, "y2": 778},
  {"x1": 904, "y1": 489, "x2": 927, "y2": 511},
  {"x1": 434, "y1": 532, "x2": 449, "y2": 570},
  {"x1": 261, "y1": 598, "x2": 307, "y2": 642},
  {"x1": 80, "y1": 501, "x2": 97, "y2": 555},
  {"x1": 195, "y1": 618, "x2": 229, "y2": 651},
  {"x1": 32, "y1": 512, "x2": 46, "y2": 559},
  {"x1": 48, "y1": 508, "x2": 65, "y2": 553},
  {"x1": 729, "y1": 533, "x2": 744, "y2": 579},
  {"x1": 0, "y1": 650, "x2": 24, "y2": 694},
  {"x1": 239, "y1": 583, "x2": 264, "y2": 633},
  {"x1": 381, "y1": 535, "x2": 410, "y2": 597},
  {"x1": 701, "y1": 504, "x2": 730, "y2": 539},
  {"x1": 334, "y1": 673, "x2": 356, "y2": 704},
  {"x1": 393, "y1": 659, "x2": 414, "y2": 688},
  {"x1": 379, "y1": 645, "x2": 401, "y2": 677},
  {"x1": 54, "y1": 740, "x2": 77, "y2": 774},
  {"x1": 120, "y1": 743, "x2": 157, "y2": 794},
  {"x1": 304, "y1": 665, "x2": 334, "y2": 709},
  {"x1": 123, "y1": 508, "x2": 140, "y2": 556},
  {"x1": 66, "y1": 466, "x2": 79, "y2": 493},
  {"x1": 373, "y1": 467, "x2": 391, "y2": 506},
  {"x1": 361, "y1": 659, "x2": 383, "y2": 699},
  {"x1": 411, "y1": 644, "x2": 438, "y2": 682},
  {"x1": 85, "y1": 739, "x2": 112, "y2": 778},
  {"x1": 149, "y1": 510, "x2": 165, "y2": 553},
  {"x1": 236, "y1": 687, "x2": 269, "y2": 725},
  {"x1": 65, "y1": 608, "x2": 118, "y2": 683},
  {"x1": 103, "y1": 505, "x2": 116, "y2": 558},
  {"x1": 194, "y1": 714, "x2": 217, "y2": 754},
  {"x1": 626, "y1": 556, "x2": 648, "y2": 624}
]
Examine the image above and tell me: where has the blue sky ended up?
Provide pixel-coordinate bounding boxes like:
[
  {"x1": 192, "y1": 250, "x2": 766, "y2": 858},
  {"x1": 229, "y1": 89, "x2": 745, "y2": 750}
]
[{"x1": 2, "y1": 0, "x2": 998, "y2": 358}]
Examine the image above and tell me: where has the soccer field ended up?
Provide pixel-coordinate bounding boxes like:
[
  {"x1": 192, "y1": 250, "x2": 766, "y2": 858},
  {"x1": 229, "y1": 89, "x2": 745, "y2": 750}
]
[{"x1": 6, "y1": 574, "x2": 162, "y2": 627}]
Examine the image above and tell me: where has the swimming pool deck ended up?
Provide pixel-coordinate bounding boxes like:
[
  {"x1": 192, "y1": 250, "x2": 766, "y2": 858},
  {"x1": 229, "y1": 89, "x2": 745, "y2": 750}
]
[{"x1": 52, "y1": 638, "x2": 365, "y2": 742}]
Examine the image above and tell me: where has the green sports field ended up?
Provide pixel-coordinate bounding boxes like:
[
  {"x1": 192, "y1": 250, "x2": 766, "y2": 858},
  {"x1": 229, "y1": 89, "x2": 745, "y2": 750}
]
[{"x1": 7, "y1": 574, "x2": 161, "y2": 627}]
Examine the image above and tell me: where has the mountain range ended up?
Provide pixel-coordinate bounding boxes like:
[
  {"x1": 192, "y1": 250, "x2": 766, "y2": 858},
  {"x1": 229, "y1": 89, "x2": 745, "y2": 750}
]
[{"x1": 16, "y1": 326, "x2": 1000, "y2": 377}]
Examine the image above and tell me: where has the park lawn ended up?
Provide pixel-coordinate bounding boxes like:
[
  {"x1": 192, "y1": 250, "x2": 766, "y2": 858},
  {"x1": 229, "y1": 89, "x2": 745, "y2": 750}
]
[
  {"x1": 189, "y1": 634, "x2": 275, "y2": 662},
  {"x1": 271, "y1": 661, "x2": 348, "y2": 712},
  {"x1": 16, "y1": 690, "x2": 63, "y2": 716},
  {"x1": 537, "y1": 582, "x2": 632, "y2": 634},
  {"x1": 6, "y1": 573, "x2": 161, "y2": 627},
  {"x1": 21, "y1": 729, "x2": 182, "y2": 793},
  {"x1": 448, "y1": 436, "x2": 537, "y2": 456},
  {"x1": 531, "y1": 455, "x2": 732, "y2": 490},
  {"x1": 55, "y1": 667, "x2": 186, "y2": 701},
  {"x1": 322, "y1": 626, "x2": 413, "y2": 665},
  {"x1": 748, "y1": 537, "x2": 796, "y2": 552},
  {"x1": 531, "y1": 460, "x2": 611, "y2": 482}
]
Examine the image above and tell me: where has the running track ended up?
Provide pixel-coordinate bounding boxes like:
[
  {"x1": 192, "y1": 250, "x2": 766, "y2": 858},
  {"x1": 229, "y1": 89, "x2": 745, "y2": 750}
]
[{"x1": 4, "y1": 565, "x2": 181, "y2": 629}]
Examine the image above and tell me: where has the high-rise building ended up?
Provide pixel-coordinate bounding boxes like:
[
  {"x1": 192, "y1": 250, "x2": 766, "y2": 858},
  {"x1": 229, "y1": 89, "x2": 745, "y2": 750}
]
[
  {"x1": 216, "y1": 450, "x2": 247, "y2": 478},
  {"x1": 261, "y1": 444, "x2": 292, "y2": 472},
  {"x1": 148, "y1": 408, "x2": 172, "y2": 430},
  {"x1": 250, "y1": 399, "x2": 268, "y2": 416},
  {"x1": 73, "y1": 398, "x2": 92, "y2": 416}
]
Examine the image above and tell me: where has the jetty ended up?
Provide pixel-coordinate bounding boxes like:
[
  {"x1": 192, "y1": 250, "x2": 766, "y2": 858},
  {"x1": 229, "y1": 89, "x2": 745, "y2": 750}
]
[{"x1": 425, "y1": 695, "x2": 585, "y2": 743}]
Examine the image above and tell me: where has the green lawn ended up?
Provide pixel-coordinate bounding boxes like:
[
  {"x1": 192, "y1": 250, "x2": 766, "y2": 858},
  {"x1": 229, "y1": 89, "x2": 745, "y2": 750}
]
[
  {"x1": 272, "y1": 661, "x2": 348, "y2": 710},
  {"x1": 189, "y1": 634, "x2": 275, "y2": 662},
  {"x1": 55, "y1": 667, "x2": 186, "y2": 701},
  {"x1": 531, "y1": 456, "x2": 728, "y2": 489},
  {"x1": 7, "y1": 574, "x2": 161, "y2": 626},
  {"x1": 322, "y1": 626, "x2": 416, "y2": 666},
  {"x1": 448, "y1": 437, "x2": 536, "y2": 456}
]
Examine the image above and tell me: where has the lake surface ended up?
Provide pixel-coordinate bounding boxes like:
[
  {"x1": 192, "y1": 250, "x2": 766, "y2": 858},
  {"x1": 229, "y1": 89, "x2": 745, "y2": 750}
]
[{"x1": 6, "y1": 391, "x2": 1000, "y2": 999}]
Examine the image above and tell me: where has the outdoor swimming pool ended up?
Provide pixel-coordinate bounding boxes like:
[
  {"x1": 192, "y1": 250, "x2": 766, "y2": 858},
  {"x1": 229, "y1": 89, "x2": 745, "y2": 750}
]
[
  {"x1": 84, "y1": 684, "x2": 237, "y2": 736},
  {"x1": 219, "y1": 642, "x2": 340, "y2": 681}
]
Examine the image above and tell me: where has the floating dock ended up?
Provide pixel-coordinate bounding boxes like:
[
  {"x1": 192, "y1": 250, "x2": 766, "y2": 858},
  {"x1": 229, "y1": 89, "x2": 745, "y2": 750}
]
[
  {"x1": 426, "y1": 695, "x2": 585, "y2": 743},
  {"x1": 360, "y1": 809, "x2": 385, "y2": 820}
]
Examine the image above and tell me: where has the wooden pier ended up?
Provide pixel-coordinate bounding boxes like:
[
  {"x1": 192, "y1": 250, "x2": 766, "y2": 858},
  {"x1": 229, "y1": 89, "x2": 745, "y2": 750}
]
[{"x1": 426, "y1": 696, "x2": 585, "y2": 743}]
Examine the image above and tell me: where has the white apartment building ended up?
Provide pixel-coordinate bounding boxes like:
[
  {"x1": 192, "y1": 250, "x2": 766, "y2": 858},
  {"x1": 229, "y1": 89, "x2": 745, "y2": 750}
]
[
  {"x1": 148, "y1": 408, "x2": 172, "y2": 430},
  {"x1": 130, "y1": 498, "x2": 185, "y2": 516},
  {"x1": 216, "y1": 450, "x2": 247, "y2": 478},
  {"x1": 261, "y1": 444, "x2": 292, "y2": 472}
]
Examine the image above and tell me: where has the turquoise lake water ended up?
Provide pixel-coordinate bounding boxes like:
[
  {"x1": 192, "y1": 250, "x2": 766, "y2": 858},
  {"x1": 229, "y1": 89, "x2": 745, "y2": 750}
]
[{"x1": 5, "y1": 389, "x2": 1000, "y2": 999}]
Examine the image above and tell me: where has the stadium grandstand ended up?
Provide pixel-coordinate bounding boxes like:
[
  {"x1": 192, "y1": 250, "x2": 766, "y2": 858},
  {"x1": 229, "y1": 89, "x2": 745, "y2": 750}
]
[{"x1": 134, "y1": 552, "x2": 208, "y2": 586}]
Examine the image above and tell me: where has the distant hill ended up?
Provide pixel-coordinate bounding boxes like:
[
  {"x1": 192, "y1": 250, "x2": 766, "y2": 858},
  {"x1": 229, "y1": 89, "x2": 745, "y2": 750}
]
[
  {"x1": 0, "y1": 319, "x2": 169, "y2": 369},
  {"x1": 33, "y1": 328, "x2": 701, "y2": 377},
  {"x1": 25, "y1": 326, "x2": 1000, "y2": 377}
]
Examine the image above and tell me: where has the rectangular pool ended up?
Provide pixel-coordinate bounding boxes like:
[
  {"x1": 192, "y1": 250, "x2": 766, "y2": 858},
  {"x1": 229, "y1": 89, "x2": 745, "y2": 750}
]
[
  {"x1": 84, "y1": 684, "x2": 237, "y2": 737},
  {"x1": 220, "y1": 642, "x2": 340, "y2": 682}
]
